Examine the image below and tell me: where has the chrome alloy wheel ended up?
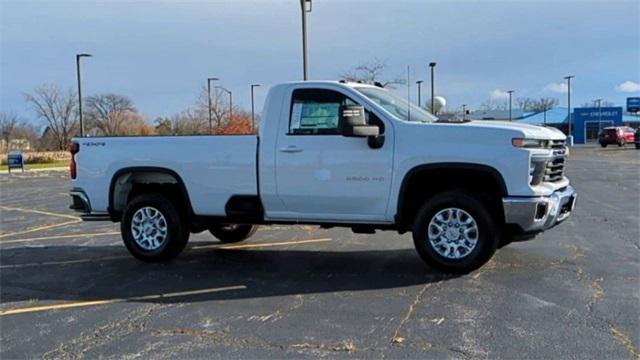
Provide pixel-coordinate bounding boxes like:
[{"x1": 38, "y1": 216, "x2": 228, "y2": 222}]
[
  {"x1": 427, "y1": 208, "x2": 479, "y2": 259},
  {"x1": 131, "y1": 206, "x2": 168, "y2": 251}
]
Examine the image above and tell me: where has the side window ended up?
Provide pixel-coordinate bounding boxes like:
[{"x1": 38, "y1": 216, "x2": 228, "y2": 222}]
[
  {"x1": 289, "y1": 89, "x2": 348, "y2": 135},
  {"x1": 289, "y1": 88, "x2": 384, "y2": 135}
]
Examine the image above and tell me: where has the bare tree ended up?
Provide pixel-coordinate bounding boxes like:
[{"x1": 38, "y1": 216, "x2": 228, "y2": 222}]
[
  {"x1": 340, "y1": 58, "x2": 405, "y2": 88},
  {"x1": 480, "y1": 99, "x2": 508, "y2": 111},
  {"x1": 533, "y1": 97, "x2": 559, "y2": 113},
  {"x1": 0, "y1": 112, "x2": 19, "y2": 151},
  {"x1": 194, "y1": 85, "x2": 241, "y2": 133},
  {"x1": 516, "y1": 97, "x2": 536, "y2": 111},
  {"x1": 24, "y1": 85, "x2": 78, "y2": 150},
  {"x1": 85, "y1": 94, "x2": 138, "y2": 136},
  {"x1": 11, "y1": 122, "x2": 41, "y2": 150}
]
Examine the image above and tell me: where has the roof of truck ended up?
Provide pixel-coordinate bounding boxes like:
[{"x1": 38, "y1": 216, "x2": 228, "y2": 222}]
[{"x1": 276, "y1": 80, "x2": 381, "y2": 89}]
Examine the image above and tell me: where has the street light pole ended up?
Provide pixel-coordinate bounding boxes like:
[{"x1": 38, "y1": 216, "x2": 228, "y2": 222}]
[
  {"x1": 416, "y1": 80, "x2": 424, "y2": 108},
  {"x1": 462, "y1": 104, "x2": 467, "y2": 121},
  {"x1": 76, "y1": 53, "x2": 92, "y2": 137},
  {"x1": 507, "y1": 90, "x2": 515, "y2": 121},
  {"x1": 250, "y1": 84, "x2": 261, "y2": 133},
  {"x1": 429, "y1": 62, "x2": 436, "y2": 114},
  {"x1": 564, "y1": 75, "x2": 574, "y2": 140},
  {"x1": 207, "y1": 77, "x2": 219, "y2": 134},
  {"x1": 216, "y1": 86, "x2": 232, "y2": 125},
  {"x1": 300, "y1": 0, "x2": 312, "y2": 80}
]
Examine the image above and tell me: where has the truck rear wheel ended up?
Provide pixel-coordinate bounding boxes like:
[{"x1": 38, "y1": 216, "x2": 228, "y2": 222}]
[
  {"x1": 209, "y1": 224, "x2": 258, "y2": 243},
  {"x1": 412, "y1": 191, "x2": 499, "y2": 274},
  {"x1": 121, "y1": 193, "x2": 189, "y2": 262}
]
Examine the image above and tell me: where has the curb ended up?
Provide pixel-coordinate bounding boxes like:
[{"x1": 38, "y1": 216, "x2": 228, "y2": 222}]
[{"x1": 0, "y1": 167, "x2": 68, "y2": 174}]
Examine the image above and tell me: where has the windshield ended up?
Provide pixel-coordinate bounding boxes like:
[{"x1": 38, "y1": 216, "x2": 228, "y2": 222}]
[{"x1": 355, "y1": 86, "x2": 438, "y2": 122}]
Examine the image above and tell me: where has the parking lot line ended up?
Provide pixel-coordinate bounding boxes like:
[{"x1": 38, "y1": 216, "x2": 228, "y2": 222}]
[
  {"x1": 0, "y1": 220, "x2": 82, "y2": 239},
  {"x1": 0, "y1": 255, "x2": 129, "y2": 269},
  {"x1": 0, "y1": 205, "x2": 83, "y2": 239},
  {"x1": 1, "y1": 238, "x2": 334, "y2": 269},
  {"x1": 192, "y1": 237, "x2": 334, "y2": 250},
  {"x1": 0, "y1": 285, "x2": 247, "y2": 316},
  {"x1": 0, "y1": 206, "x2": 81, "y2": 221},
  {"x1": 0, "y1": 231, "x2": 120, "y2": 244}
]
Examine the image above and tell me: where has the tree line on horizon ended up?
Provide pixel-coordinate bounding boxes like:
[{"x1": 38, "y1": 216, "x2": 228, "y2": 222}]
[{"x1": 1, "y1": 84, "x2": 255, "y2": 152}]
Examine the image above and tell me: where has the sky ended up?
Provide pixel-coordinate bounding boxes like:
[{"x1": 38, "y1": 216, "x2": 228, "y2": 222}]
[{"x1": 1, "y1": 0, "x2": 639, "y2": 124}]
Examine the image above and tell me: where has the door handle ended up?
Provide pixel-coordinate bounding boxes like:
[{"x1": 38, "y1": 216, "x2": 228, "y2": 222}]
[{"x1": 279, "y1": 146, "x2": 303, "y2": 153}]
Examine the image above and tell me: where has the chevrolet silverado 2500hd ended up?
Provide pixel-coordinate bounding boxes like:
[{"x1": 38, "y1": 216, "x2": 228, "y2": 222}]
[{"x1": 69, "y1": 81, "x2": 577, "y2": 273}]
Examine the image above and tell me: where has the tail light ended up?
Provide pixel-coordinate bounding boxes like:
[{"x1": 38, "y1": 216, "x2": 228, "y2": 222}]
[{"x1": 70, "y1": 142, "x2": 79, "y2": 179}]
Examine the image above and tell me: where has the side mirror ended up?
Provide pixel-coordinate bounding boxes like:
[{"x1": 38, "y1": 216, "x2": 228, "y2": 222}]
[{"x1": 339, "y1": 105, "x2": 379, "y2": 137}]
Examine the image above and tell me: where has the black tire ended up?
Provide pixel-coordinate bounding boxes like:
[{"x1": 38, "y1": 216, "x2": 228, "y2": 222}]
[
  {"x1": 209, "y1": 224, "x2": 258, "y2": 243},
  {"x1": 121, "y1": 193, "x2": 189, "y2": 262},
  {"x1": 600, "y1": 143, "x2": 607, "y2": 148},
  {"x1": 635, "y1": 143, "x2": 640, "y2": 149},
  {"x1": 412, "y1": 191, "x2": 499, "y2": 274}
]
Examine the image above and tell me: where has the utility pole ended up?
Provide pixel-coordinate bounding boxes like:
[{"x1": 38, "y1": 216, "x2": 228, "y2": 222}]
[
  {"x1": 216, "y1": 86, "x2": 232, "y2": 126},
  {"x1": 300, "y1": 0, "x2": 312, "y2": 80},
  {"x1": 429, "y1": 62, "x2": 436, "y2": 114},
  {"x1": 507, "y1": 90, "x2": 515, "y2": 121},
  {"x1": 207, "y1": 77, "x2": 219, "y2": 134},
  {"x1": 250, "y1": 84, "x2": 261, "y2": 133},
  {"x1": 76, "y1": 53, "x2": 92, "y2": 137},
  {"x1": 416, "y1": 80, "x2": 424, "y2": 108},
  {"x1": 564, "y1": 75, "x2": 574, "y2": 141}
]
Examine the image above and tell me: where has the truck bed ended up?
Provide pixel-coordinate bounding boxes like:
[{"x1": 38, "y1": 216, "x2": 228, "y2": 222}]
[{"x1": 74, "y1": 135, "x2": 258, "y2": 216}]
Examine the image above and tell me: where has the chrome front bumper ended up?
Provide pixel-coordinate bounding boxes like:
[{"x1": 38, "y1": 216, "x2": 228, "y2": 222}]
[{"x1": 503, "y1": 185, "x2": 577, "y2": 233}]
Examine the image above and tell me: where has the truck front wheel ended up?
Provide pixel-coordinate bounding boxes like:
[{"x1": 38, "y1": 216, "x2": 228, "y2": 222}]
[
  {"x1": 121, "y1": 193, "x2": 190, "y2": 262},
  {"x1": 412, "y1": 191, "x2": 499, "y2": 274},
  {"x1": 209, "y1": 224, "x2": 258, "y2": 243}
]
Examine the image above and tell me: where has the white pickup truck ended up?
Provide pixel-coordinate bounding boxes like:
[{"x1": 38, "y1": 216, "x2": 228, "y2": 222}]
[{"x1": 70, "y1": 81, "x2": 576, "y2": 273}]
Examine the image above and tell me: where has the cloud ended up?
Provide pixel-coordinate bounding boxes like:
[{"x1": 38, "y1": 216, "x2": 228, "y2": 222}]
[
  {"x1": 615, "y1": 81, "x2": 640, "y2": 93},
  {"x1": 489, "y1": 89, "x2": 510, "y2": 100},
  {"x1": 544, "y1": 82, "x2": 568, "y2": 94}
]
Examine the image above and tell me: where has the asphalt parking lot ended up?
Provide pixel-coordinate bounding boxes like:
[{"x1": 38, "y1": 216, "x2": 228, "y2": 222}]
[{"x1": 0, "y1": 146, "x2": 638, "y2": 359}]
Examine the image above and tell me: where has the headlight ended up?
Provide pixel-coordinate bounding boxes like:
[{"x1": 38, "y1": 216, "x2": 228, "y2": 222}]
[{"x1": 512, "y1": 138, "x2": 549, "y2": 149}]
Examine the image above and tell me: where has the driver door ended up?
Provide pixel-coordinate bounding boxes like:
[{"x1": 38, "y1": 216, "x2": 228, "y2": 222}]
[{"x1": 274, "y1": 88, "x2": 394, "y2": 222}]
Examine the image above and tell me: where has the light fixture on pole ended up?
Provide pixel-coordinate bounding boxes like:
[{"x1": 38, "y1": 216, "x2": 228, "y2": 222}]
[
  {"x1": 216, "y1": 86, "x2": 233, "y2": 125},
  {"x1": 416, "y1": 80, "x2": 424, "y2": 108},
  {"x1": 76, "y1": 53, "x2": 92, "y2": 137},
  {"x1": 207, "y1": 77, "x2": 219, "y2": 134},
  {"x1": 429, "y1": 62, "x2": 436, "y2": 114},
  {"x1": 250, "y1": 84, "x2": 261, "y2": 133},
  {"x1": 507, "y1": 90, "x2": 515, "y2": 121},
  {"x1": 564, "y1": 75, "x2": 574, "y2": 141},
  {"x1": 300, "y1": 0, "x2": 312, "y2": 80}
]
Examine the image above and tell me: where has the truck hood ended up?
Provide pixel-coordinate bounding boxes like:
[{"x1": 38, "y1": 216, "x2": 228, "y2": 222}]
[{"x1": 453, "y1": 120, "x2": 566, "y2": 140}]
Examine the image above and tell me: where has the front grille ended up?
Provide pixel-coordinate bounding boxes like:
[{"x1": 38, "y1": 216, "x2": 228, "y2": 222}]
[
  {"x1": 530, "y1": 140, "x2": 567, "y2": 185},
  {"x1": 544, "y1": 157, "x2": 565, "y2": 182}
]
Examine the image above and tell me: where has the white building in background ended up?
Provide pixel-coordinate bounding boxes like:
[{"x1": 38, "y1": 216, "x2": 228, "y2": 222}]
[{"x1": 1, "y1": 139, "x2": 31, "y2": 152}]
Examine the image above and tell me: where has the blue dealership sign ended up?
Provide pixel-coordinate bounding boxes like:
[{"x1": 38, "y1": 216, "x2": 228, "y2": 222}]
[
  {"x1": 572, "y1": 107, "x2": 623, "y2": 144},
  {"x1": 627, "y1": 97, "x2": 640, "y2": 113}
]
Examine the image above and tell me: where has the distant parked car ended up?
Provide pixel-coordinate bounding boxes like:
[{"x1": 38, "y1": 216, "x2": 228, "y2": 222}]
[{"x1": 598, "y1": 126, "x2": 635, "y2": 147}]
